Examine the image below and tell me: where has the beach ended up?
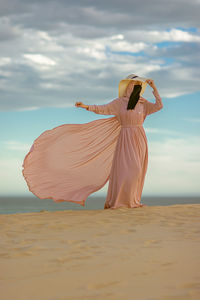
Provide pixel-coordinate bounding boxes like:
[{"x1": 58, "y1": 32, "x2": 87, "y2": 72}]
[{"x1": 1, "y1": 204, "x2": 200, "y2": 300}]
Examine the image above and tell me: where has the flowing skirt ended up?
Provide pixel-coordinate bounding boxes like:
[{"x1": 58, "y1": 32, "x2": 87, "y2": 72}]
[{"x1": 22, "y1": 116, "x2": 121, "y2": 206}]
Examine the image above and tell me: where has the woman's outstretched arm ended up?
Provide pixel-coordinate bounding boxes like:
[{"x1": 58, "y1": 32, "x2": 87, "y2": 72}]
[
  {"x1": 75, "y1": 98, "x2": 119, "y2": 115},
  {"x1": 142, "y1": 79, "x2": 163, "y2": 115}
]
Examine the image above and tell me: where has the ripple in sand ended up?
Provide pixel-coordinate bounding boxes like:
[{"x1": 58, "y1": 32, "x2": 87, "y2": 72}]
[
  {"x1": 66, "y1": 239, "x2": 87, "y2": 245},
  {"x1": 144, "y1": 239, "x2": 161, "y2": 247},
  {"x1": 86, "y1": 280, "x2": 120, "y2": 290}
]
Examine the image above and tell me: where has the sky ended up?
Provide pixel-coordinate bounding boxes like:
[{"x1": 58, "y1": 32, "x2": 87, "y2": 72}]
[{"x1": 0, "y1": 0, "x2": 200, "y2": 197}]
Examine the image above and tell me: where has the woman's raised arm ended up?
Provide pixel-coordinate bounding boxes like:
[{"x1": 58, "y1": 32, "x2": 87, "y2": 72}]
[
  {"x1": 143, "y1": 79, "x2": 163, "y2": 116},
  {"x1": 75, "y1": 98, "x2": 119, "y2": 115}
]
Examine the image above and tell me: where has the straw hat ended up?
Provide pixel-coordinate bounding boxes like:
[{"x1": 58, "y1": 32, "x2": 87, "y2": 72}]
[{"x1": 118, "y1": 74, "x2": 149, "y2": 97}]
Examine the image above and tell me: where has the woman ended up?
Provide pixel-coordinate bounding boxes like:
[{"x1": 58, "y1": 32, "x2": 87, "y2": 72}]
[
  {"x1": 22, "y1": 75, "x2": 163, "y2": 209},
  {"x1": 75, "y1": 77, "x2": 163, "y2": 208}
]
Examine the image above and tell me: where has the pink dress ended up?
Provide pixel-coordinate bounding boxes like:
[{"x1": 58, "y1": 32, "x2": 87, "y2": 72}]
[
  {"x1": 87, "y1": 88, "x2": 163, "y2": 208},
  {"x1": 22, "y1": 87, "x2": 163, "y2": 209}
]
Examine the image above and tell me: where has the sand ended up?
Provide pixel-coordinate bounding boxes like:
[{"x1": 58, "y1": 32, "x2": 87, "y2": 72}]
[{"x1": 0, "y1": 204, "x2": 200, "y2": 300}]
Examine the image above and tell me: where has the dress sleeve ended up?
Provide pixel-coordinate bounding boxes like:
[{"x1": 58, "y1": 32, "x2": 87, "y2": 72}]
[
  {"x1": 143, "y1": 89, "x2": 163, "y2": 116},
  {"x1": 86, "y1": 98, "x2": 119, "y2": 115}
]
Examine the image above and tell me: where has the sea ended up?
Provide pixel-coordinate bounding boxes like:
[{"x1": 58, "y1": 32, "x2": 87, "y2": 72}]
[{"x1": 0, "y1": 196, "x2": 199, "y2": 214}]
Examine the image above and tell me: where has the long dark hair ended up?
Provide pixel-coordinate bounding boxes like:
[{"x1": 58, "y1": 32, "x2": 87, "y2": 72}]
[{"x1": 127, "y1": 84, "x2": 142, "y2": 110}]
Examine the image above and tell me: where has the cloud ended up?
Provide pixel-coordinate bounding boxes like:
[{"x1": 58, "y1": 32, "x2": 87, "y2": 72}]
[
  {"x1": 0, "y1": 157, "x2": 28, "y2": 195},
  {"x1": 156, "y1": 29, "x2": 200, "y2": 42},
  {"x1": 144, "y1": 136, "x2": 200, "y2": 195},
  {"x1": 126, "y1": 29, "x2": 200, "y2": 44},
  {"x1": 0, "y1": 16, "x2": 21, "y2": 41},
  {"x1": 0, "y1": 0, "x2": 200, "y2": 111},
  {"x1": 145, "y1": 128, "x2": 180, "y2": 136},
  {"x1": 23, "y1": 54, "x2": 57, "y2": 71},
  {"x1": 2, "y1": 140, "x2": 30, "y2": 151},
  {"x1": 184, "y1": 117, "x2": 200, "y2": 123},
  {"x1": 1, "y1": 0, "x2": 199, "y2": 31}
]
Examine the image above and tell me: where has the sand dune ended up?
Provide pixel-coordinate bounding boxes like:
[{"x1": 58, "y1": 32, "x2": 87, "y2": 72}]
[{"x1": 0, "y1": 204, "x2": 200, "y2": 300}]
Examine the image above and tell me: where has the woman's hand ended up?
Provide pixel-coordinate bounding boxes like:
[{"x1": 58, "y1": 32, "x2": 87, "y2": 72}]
[
  {"x1": 146, "y1": 79, "x2": 157, "y2": 91},
  {"x1": 75, "y1": 101, "x2": 88, "y2": 109}
]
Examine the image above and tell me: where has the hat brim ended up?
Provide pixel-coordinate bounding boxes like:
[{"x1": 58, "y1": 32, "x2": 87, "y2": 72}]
[{"x1": 119, "y1": 78, "x2": 147, "y2": 98}]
